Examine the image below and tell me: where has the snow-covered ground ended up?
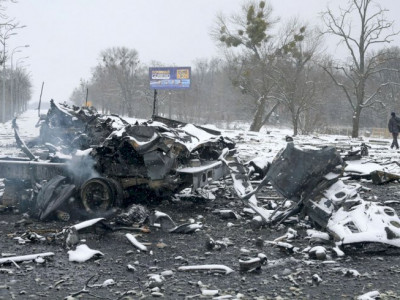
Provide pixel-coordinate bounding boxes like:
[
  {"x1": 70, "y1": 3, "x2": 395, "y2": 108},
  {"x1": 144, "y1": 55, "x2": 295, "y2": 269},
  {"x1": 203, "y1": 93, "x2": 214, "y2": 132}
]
[{"x1": 0, "y1": 110, "x2": 40, "y2": 149}]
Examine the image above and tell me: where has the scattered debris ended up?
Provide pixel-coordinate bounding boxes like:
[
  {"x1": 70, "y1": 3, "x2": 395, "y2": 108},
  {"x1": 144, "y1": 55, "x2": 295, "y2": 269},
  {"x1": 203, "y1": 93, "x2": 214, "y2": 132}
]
[
  {"x1": 357, "y1": 290, "x2": 380, "y2": 300},
  {"x1": 100, "y1": 279, "x2": 115, "y2": 287},
  {"x1": 65, "y1": 227, "x2": 79, "y2": 249},
  {"x1": 63, "y1": 274, "x2": 112, "y2": 299},
  {"x1": 224, "y1": 142, "x2": 400, "y2": 250},
  {"x1": 149, "y1": 210, "x2": 202, "y2": 234},
  {"x1": 308, "y1": 246, "x2": 327, "y2": 260},
  {"x1": 312, "y1": 274, "x2": 322, "y2": 285},
  {"x1": 306, "y1": 229, "x2": 331, "y2": 244},
  {"x1": 201, "y1": 289, "x2": 219, "y2": 296},
  {"x1": 267, "y1": 241, "x2": 299, "y2": 254},
  {"x1": 343, "y1": 268, "x2": 361, "y2": 277},
  {"x1": 264, "y1": 143, "x2": 343, "y2": 201},
  {"x1": 146, "y1": 274, "x2": 165, "y2": 288},
  {"x1": 273, "y1": 228, "x2": 298, "y2": 242},
  {"x1": 178, "y1": 264, "x2": 234, "y2": 275},
  {"x1": 212, "y1": 209, "x2": 241, "y2": 220},
  {"x1": 370, "y1": 170, "x2": 400, "y2": 185},
  {"x1": 2, "y1": 104, "x2": 400, "y2": 298},
  {"x1": 114, "y1": 204, "x2": 149, "y2": 226},
  {"x1": 0, "y1": 252, "x2": 54, "y2": 265},
  {"x1": 125, "y1": 233, "x2": 148, "y2": 252},
  {"x1": 71, "y1": 217, "x2": 105, "y2": 231},
  {"x1": 332, "y1": 246, "x2": 345, "y2": 257},
  {"x1": 327, "y1": 199, "x2": 400, "y2": 247},
  {"x1": 239, "y1": 253, "x2": 267, "y2": 272}
]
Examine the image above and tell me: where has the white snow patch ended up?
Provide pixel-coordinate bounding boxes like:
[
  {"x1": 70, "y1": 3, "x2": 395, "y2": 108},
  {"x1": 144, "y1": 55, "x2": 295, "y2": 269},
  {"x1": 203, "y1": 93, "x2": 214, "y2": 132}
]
[{"x1": 68, "y1": 244, "x2": 103, "y2": 263}]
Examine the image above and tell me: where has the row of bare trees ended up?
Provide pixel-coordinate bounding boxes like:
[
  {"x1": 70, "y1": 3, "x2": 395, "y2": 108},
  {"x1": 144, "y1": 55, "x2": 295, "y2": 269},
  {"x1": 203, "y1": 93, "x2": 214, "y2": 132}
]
[
  {"x1": 0, "y1": 1, "x2": 32, "y2": 123},
  {"x1": 70, "y1": 47, "x2": 149, "y2": 117},
  {"x1": 70, "y1": 0, "x2": 399, "y2": 137},
  {"x1": 1, "y1": 67, "x2": 31, "y2": 119}
]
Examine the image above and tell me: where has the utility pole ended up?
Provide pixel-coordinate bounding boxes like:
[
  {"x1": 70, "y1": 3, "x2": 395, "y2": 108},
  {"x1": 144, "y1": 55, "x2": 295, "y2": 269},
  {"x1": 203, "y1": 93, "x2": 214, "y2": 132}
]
[
  {"x1": 37, "y1": 81, "x2": 44, "y2": 117},
  {"x1": 1, "y1": 41, "x2": 5, "y2": 123}
]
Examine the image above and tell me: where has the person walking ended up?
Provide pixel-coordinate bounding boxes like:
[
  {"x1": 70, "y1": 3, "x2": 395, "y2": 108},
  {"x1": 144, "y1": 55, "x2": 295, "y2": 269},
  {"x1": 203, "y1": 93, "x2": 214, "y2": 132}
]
[{"x1": 388, "y1": 112, "x2": 400, "y2": 149}]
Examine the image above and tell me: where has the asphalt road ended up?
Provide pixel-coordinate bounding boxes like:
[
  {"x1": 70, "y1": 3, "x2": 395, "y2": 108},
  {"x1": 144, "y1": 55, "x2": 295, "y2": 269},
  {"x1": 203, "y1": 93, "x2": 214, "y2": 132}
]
[{"x1": 1, "y1": 180, "x2": 400, "y2": 300}]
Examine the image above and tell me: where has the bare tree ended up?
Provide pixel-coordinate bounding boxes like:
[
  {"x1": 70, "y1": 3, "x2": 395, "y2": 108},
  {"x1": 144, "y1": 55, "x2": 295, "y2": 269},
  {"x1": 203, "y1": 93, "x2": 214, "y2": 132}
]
[
  {"x1": 70, "y1": 79, "x2": 90, "y2": 107},
  {"x1": 271, "y1": 20, "x2": 324, "y2": 135},
  {"x1": 12, "y1": 66, "x2": 31, "y2": 113},
  {"x1": 375, "y1": 47, "x2": 400, "y2": 109},
  {"x1": 212, "y1": 0, "x2": 308, "y2": 131},
  {"x1": 212, "y1": 1, "x2": 279, "y2": 131},
  {"x1": 100, "y1": 47, "x2": 141, "y2": 117},
  {"x1": 70, "y1": 48, "x2": 153, "y2": 119},
  {"x1": 321, "y1": 0, "x2": 398, "y2": 137}
]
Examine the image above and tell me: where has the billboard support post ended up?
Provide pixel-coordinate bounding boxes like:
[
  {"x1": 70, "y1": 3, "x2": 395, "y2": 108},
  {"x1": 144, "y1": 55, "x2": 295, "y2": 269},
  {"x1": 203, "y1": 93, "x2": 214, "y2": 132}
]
[{"x1": 153, "y1": 89, "x2": 158, "y2": 117}]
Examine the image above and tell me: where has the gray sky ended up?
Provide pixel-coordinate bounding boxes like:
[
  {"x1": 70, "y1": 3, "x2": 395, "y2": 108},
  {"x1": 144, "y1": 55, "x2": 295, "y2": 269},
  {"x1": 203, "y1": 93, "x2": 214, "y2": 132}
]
[{"x1": 6, "y1": 0, "x2": 400, "y2": 105}]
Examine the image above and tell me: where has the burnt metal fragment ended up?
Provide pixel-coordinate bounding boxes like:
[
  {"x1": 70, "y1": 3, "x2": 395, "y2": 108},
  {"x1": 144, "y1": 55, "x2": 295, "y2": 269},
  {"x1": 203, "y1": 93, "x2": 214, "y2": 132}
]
[
  {"x1": 265, "y1": 143, "x2": 343, "y2": 201},
  {"x1": 114, "y1": 204, "x2": 149, "y2": 226},
  {"x1": 12, "y1": 118, "x2": 37, "y2": 161},
  {"x1": 239, "y1": 254, "x2": 267, "y2": 272},
  {"x1": 370, "y1": 170, "x2": 400, "y2": 185},
  {"x1": 34, "y1": 175, "x2": 76, "y2": 221}
]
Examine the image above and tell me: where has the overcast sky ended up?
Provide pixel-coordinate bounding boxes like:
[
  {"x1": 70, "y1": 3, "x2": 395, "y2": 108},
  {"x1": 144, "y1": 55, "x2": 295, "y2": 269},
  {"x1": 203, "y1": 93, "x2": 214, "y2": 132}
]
[{"x1": 5, "y1": 0, "x2": 400, "y2": 105}]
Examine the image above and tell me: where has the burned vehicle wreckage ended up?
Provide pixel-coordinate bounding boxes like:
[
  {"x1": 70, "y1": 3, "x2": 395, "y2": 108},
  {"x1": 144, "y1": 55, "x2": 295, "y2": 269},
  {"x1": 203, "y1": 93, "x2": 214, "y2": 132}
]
[
  {"x1": 0, "y1": 100, "x2": 235, "y2": 220},
  {"x1": 1, "y1": 100, "x2": 400, "y2": 252}
]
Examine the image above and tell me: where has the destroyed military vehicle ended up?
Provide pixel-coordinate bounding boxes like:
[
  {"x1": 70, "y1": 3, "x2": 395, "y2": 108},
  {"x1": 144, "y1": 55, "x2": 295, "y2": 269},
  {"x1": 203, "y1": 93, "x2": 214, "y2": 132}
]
[{"x1": 0, "y1": 100, "x2": 235, "y2": 220}]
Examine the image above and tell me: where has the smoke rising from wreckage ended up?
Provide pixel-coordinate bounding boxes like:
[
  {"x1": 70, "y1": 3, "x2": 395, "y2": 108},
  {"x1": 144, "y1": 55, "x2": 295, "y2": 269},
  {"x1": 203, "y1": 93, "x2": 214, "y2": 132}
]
[
  {"x1": 1, "y1": 100, "x2": 235, "y2": 220},
  {"x1": 1, "y1": 104, "x2": 400, "y2": 298}
]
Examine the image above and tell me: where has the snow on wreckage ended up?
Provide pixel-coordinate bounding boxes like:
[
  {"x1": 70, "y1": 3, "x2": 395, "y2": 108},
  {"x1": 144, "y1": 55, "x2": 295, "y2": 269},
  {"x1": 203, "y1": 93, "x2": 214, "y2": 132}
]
[
  {"x1": 1, "y1": 100, "x2": 400, "y2": 252},
  {"x1": 221, "y1": 140, "x2": 400, "y2": 250},
  {"x1": 0, "y1": 100, "x2": 235, "y2": 221}
]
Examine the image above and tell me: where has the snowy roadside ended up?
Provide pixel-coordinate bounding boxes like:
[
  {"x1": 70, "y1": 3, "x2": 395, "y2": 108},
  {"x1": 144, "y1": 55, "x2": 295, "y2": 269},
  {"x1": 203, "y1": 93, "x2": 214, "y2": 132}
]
[{"x1": 0, "y1": 110, "x2": 41, "y2": 146}]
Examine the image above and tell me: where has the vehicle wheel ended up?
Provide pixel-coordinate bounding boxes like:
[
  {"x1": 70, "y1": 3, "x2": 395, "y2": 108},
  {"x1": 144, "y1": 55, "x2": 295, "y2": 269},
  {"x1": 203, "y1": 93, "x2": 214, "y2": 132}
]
[{"x1": 79, "y1": 177, "x2": 122, "y2": 216}]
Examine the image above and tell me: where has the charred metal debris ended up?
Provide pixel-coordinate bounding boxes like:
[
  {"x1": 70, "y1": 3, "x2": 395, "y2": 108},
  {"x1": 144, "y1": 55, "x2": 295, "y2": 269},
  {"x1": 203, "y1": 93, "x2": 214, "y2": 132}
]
[
  {"x1": 220, "y1": 141, "x2": 400, "y2": 250},
  {"x1": 2, "y1": 100, "x2": 400, "y2": 252},
  {"x1": 0, "y1": 100, "x2": 235, "y2": 221}
]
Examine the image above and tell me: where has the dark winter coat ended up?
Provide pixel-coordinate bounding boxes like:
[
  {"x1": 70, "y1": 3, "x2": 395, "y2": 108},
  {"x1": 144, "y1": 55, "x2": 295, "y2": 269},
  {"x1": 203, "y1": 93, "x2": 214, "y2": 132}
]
[{"x1": 388, "y1": 116, "x2": 400, "y2": 133}]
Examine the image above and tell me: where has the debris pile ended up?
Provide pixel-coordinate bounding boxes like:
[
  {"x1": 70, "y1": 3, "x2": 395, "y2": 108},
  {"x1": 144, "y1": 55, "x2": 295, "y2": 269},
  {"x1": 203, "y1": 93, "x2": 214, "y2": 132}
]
[
  {"x1": 0, "y1": 100, "x2": 235, "y2": 220},
  {"x1": 222, "y1": 142, "x2": 400, "y2": 250}
]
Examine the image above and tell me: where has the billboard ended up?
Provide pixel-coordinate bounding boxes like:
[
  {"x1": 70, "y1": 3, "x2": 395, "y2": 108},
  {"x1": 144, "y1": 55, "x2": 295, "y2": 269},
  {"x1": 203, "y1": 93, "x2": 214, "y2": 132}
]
[{"x1": 149, "y1": 67, "x2": 191, "y2": 90}]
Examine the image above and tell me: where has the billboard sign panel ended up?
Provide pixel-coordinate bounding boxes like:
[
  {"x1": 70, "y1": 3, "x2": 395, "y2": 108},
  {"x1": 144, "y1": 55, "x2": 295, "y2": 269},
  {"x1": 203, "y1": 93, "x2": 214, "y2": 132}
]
[{"x1": 149, "y1": 67, "x2": 191, "y2": 90}]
